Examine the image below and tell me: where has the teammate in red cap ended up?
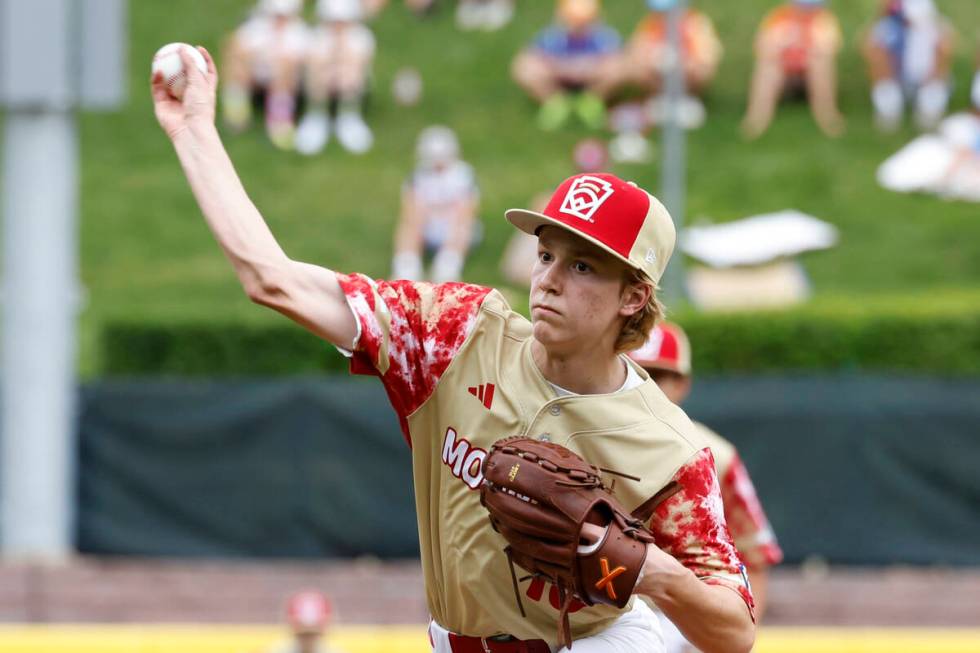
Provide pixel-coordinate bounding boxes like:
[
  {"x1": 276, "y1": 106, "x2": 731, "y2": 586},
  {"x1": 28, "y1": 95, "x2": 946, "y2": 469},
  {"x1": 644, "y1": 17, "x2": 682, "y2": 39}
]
[
  {"x1": 268, "y1": 590, "x2": 342, "y2": 653},
  {"x1": 630, "y1": 322, "x2": 783, "y2": 653},
  {"x1": 153, "y1": 48, "x2": 755, "y2": 653}
]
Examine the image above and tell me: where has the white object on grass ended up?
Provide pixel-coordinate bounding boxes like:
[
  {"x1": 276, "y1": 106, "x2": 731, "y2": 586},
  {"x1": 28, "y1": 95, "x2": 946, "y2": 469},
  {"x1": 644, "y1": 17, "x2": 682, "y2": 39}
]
[
  {"x1": 681, "y1": 210, "x2": 839, "y2": 268},
  {"x1": 151, "y1": 43, "x2": 207, "y2": 101}
]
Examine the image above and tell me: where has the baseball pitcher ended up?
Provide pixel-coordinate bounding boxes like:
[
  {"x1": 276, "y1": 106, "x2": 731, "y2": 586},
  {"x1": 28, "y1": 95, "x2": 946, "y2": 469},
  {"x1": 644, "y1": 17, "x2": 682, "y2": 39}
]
[{"x1": 152, "y1": 47, "x2": 755, "y2": 653}]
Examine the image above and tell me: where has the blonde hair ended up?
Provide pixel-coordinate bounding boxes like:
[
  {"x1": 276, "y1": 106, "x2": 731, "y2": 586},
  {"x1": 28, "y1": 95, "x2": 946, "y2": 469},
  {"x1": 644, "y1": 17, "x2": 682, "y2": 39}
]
[{"x1": 615, "y1": 268, "x2": 665, "y2": 354}]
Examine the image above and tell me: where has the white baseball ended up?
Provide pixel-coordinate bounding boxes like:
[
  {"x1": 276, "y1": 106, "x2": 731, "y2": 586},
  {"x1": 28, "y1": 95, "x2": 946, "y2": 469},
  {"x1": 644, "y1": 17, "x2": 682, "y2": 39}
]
[{"x1": 152, "y1": 43, "x2": 208, "y2": 100}]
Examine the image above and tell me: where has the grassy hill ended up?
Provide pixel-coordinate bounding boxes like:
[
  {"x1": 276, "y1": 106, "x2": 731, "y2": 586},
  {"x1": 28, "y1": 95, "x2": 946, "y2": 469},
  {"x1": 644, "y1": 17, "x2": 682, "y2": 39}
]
[{"x1": 77, "y1": 0, "x2": 980, "y2": 375}]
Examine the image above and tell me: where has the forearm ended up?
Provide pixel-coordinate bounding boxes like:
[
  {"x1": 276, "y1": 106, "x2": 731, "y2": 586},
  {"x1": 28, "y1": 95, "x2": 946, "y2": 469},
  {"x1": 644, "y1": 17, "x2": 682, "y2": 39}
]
[
  {"x1": 171, "y1": 121, "x2": 291, "y2": 295},
  {"x1": 636, "y1": 551, "x2": 754, "y2": 653}
]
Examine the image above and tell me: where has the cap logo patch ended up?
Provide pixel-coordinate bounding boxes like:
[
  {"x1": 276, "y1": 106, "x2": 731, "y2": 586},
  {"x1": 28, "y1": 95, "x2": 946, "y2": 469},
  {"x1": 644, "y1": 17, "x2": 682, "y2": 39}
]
[
  {"x1": 645, "y1": 248, "x2": 657, "y2": 263},
  {"x1": 560, "y1": 175, "x2": 615, "y2": 223}
]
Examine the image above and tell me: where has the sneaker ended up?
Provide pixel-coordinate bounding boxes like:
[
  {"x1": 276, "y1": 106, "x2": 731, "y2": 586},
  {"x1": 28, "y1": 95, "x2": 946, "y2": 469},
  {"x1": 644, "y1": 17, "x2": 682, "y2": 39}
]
[
  {"x1": 609, "y1": 131, "x2": 653, "y2": 164},
  {"x1": 456, "y1": 1, "x2": 482, "y2": 30},
  {"x1": 537, "y1": 94, "x2": 573, "y2": 131},
  {"x1": 265, "y1": 91, "x2": 297, "y2": 150},
  {"x1": 647, "y1": 95, "x2": 705, "y2": 130},
  {"x1": 222, "y1": 87, "x2": 252, "y2": 133},
  {"x1": 336, "y1": 111, "x2": 373, "y2": 154},
  {"x1": 677, "y1": 95, "x2": 706, "y2": 130},
  {"x1": 575, "y1": 92, "x2": 607, "y2": 130},
  {"x1": 481, "y1": 0, "x2": 514, "y2": 31},
  {"x1": 295, "y1": 111, "x2": 331, "y2": 155},
  {"x1": 266, "y1": 119, "x2": 295, "y2": 151}
]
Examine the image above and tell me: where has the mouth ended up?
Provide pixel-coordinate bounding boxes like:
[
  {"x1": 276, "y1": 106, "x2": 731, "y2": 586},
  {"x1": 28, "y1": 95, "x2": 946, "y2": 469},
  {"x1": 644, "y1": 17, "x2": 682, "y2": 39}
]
[{"x1": 531, "y1": 304, "x2": 561, "y2": 317}]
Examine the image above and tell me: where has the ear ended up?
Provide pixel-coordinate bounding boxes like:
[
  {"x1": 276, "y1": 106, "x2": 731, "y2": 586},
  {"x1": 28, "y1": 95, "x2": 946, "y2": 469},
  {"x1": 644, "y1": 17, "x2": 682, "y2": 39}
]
[{"x1": 619, "y1": 280, "x2": 651, "y2": 318}]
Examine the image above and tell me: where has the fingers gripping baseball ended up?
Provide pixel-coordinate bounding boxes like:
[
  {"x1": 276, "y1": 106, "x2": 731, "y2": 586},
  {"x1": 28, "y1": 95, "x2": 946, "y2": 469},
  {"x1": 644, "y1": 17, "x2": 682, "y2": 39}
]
[{"x1": 151, "y1": 44, "x2": 219, "y2": 140}]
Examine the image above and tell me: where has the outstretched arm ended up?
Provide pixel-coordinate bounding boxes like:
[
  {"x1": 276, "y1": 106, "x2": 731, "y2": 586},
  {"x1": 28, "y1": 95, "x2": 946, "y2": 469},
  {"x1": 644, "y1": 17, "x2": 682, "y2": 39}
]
[{"x1": 151, "y1": 46, "x2": 357, "y2": 348}]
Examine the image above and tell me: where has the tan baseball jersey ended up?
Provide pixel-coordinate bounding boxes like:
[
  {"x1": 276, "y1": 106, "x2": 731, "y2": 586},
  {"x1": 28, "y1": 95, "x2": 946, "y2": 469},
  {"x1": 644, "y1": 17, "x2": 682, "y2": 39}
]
[
  {"x1": 692, "y1": 422, "x2": 783, "y2": 569},
  {"x1": 336, "y1": 275, "x2": 754, "y2": 644}
]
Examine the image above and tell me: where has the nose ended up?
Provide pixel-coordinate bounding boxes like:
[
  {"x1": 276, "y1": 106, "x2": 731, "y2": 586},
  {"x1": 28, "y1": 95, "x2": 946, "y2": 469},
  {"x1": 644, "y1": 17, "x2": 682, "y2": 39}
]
[{"x1": 536, "y1": 259, "x2": 563, "y2": 295}]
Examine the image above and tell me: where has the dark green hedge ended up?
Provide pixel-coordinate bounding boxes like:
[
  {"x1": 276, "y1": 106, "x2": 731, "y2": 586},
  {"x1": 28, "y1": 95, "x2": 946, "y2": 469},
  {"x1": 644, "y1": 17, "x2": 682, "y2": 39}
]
[
  {"x1": 101, "y1": 307, "x2": 980, "y2": 376},
  {"x1": 102, "y1": 323, "x2": 350, "y2": 376},
  {"x1": 680, "y1": 310, "x2": 980, "y2": 375}
]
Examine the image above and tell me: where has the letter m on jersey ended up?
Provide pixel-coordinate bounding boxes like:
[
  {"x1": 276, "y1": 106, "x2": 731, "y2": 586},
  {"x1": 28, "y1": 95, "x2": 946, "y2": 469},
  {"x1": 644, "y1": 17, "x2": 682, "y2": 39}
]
[{"x1": 442, "y1": 427, "x2": 486, "y2": 490}]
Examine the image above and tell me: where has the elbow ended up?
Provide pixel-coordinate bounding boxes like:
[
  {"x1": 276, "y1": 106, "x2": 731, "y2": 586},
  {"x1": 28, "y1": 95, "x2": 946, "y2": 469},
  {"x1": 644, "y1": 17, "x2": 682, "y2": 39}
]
[
  {"x1": 704, "y1": 627, "x2": 754, "y2": 653},
  {"x1": 729, "y1": 622, "x2": 756, "y2": 653},
  {"x1": 243, "y1": 266, "x2": 293, "y2": 309}
]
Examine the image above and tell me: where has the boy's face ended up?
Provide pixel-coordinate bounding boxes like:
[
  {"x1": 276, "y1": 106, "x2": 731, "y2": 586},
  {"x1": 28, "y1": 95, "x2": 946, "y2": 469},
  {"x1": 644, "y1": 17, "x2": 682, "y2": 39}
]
[{"x1": 529, "y1": 227, "x2": 636, "y2": 355}]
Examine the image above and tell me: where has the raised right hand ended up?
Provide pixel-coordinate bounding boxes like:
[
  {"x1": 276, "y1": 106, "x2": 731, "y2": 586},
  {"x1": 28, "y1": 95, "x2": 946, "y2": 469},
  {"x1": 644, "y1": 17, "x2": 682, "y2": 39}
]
[{"x1": 151, "y1": 45, "x2": 219, "y2": 141}]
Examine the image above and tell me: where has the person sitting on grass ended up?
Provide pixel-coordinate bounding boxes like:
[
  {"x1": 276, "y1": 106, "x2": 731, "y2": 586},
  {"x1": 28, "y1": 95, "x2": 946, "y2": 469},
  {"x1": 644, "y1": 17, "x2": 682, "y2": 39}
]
[
  {"x1": 861, "y1": 0, "x2": 955, "y2": 131},
  {"x1": 295, "y1": 0, "x2": 376, "y2": 155},
  {"x1": 742, "y1": 0, "x2": 845, "y2": 139},
  {"x1": 221, "y1": 0, "x2": 310, "y2": 150},
  {"x1": 511, "y1": 0, "x2": 623, "y2": 131},
  {"x1": 619, "y1": 0, "x2": 723, "y2": 130},
  {"x1": 391, "y1": 126, "x2": 481, "y2": 283}
]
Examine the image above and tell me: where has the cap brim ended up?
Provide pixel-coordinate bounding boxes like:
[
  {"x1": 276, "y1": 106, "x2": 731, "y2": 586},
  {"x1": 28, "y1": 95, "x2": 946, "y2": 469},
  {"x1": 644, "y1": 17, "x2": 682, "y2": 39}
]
[{"x1": 505, "y1": 208, "x2": 637, "y2": 270}]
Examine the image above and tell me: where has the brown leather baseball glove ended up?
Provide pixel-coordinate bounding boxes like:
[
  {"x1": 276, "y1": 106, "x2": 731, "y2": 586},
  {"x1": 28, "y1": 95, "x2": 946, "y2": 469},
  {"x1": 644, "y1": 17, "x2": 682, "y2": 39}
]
[{"x1": 479, "y1": 436, "x2": 656, "y2": 649}]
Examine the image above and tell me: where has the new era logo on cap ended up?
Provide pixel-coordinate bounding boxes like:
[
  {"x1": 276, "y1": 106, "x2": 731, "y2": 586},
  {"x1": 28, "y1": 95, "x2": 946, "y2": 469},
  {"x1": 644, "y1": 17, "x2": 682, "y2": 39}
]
[{"x1": 560, "y1": 175, "x2": 615, "y2": 222}]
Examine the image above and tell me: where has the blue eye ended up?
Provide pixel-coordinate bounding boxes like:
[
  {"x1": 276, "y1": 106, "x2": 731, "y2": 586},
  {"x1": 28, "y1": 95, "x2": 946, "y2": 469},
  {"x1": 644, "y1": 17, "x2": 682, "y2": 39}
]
[{"x1": 573, "y1": 261, "x2": 591, "y2": 273}]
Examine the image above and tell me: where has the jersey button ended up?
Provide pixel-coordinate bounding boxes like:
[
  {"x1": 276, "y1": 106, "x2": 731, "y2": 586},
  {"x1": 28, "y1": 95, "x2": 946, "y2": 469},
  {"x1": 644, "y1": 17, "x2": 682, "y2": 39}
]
[
  {"x1": 538, "y1": 433, "x2": 552, "y2": 442},
  {"x1": 549, "y1": 405, "x2": 561, "y2": 416}
]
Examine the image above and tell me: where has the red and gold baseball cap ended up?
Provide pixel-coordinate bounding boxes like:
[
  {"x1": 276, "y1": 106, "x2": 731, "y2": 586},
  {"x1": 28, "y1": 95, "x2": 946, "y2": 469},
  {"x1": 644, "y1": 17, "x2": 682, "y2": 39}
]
[
  {"x1": 506, "y1": 173, "x2": 676, "y2": 284},
  {"x1": 286, "y1": 590, "x2": 332, "y2": 634},
  {"x1": 628, "y1": 321, "x2": 691, "y2": 375}
]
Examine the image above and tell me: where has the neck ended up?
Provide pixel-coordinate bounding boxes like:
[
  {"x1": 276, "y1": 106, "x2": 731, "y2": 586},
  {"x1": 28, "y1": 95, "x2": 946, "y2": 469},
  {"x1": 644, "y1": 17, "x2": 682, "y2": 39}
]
[{"x1": 531, "y1": 339, "x2": 626, "y2": 395}]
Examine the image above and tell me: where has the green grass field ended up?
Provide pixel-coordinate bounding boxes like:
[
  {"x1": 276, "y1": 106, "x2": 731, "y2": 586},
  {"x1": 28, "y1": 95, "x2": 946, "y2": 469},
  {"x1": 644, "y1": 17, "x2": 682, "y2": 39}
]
[{"x1": 76, "y1": 0, "x2": 980, "y2": 375}]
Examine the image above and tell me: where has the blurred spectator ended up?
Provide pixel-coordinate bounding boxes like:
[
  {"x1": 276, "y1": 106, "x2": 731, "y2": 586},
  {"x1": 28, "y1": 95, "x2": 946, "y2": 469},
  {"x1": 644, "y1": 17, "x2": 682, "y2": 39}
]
[
  {"x1": 362, "y1": 0, "x2": 388, "y2": 16},
  {"x1": 406, "y1": 0, "x2": 438, "y2": 16},
  {"x1": 511, "y1": 0, "x2": 622, "y2": 131},
  {"x1": 266, "y1": 590, "x2": 343, "y2": 653},
  {"x1": 295, "y1": 0, "x2": 376, "y2": 155},
  {"x1": 619, "y1": 0, "x2": 723, "y2": 129},
  {"x1": 877, "y1": 64, "x2": 980, "y2": 202},
  {"x1": 391, "y1": 127, "x2": 480, "y2": 282},
  {"x1": 341, "y1": 0, "x2": 432, "y2": 18},
  {"x1": 456, "y1": 0, "x2": 515, "y2": 31},
  {"x1": 222, "y1": 0, "x2": 310, "y2": 150},
  {"x1": 862, "y1": 0, "x2": 955, "y2": 131},
  {"x1": 742, "y1": 0, "x2": 845, "y2": 139},
  {"x1": 629, "y1": 322, "x2": 783, "y2": 653}
]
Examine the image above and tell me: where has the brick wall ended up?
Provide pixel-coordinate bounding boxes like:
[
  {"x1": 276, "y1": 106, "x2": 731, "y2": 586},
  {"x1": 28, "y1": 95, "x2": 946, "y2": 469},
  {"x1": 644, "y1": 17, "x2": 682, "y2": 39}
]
[{"x1": 1, "y1": 558, "x2": 977, "y2": 627}]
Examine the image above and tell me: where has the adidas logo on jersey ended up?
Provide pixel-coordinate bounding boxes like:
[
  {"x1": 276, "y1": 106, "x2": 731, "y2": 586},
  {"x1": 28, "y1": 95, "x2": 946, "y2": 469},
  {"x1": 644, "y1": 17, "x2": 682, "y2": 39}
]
[{"x1": 467, "y1": 383, "x2": 495, "y2": 410}]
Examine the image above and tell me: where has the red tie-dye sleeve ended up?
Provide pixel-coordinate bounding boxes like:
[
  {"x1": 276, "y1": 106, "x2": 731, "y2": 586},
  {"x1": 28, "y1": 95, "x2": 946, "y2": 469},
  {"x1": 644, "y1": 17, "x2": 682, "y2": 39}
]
[
  {"x1": 334, "y1": 273, "x2": 492, "y2": 441},
  {"x1": 649, "y1": 448, "x2": 755, "y2": 618},
  {"x1": 720, "y1": 453, "x2": 784, "y2": 569}
]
